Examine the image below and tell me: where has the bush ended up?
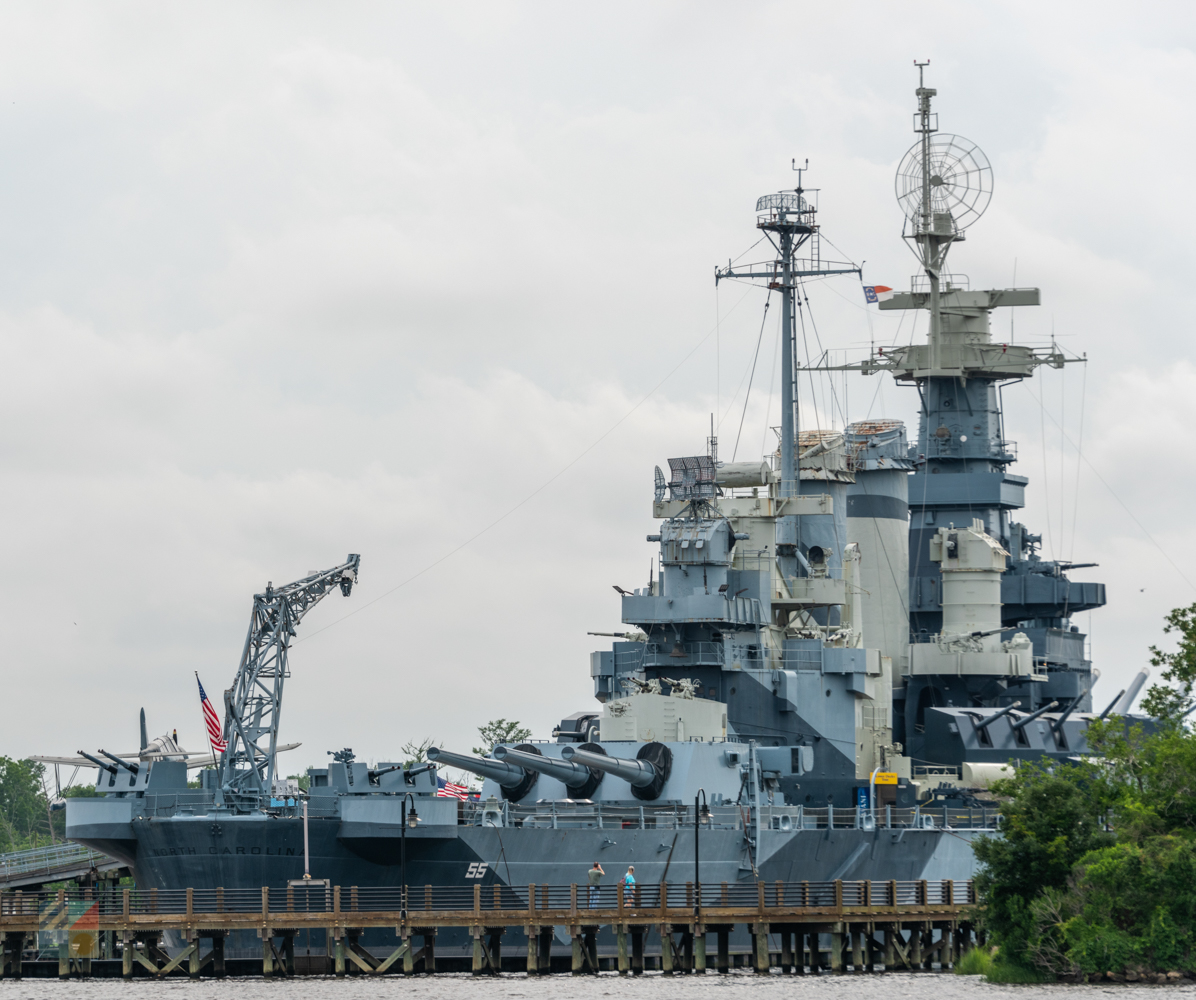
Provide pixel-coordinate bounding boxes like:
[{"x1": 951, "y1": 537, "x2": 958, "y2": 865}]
[{"x1": 954, "y1": 946, "x2": 994, "y2": 976}]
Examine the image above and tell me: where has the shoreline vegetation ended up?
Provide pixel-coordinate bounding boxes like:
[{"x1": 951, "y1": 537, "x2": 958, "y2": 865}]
[{"x1": 967, "y1": 602, "x2": 1196, "y2": 983}]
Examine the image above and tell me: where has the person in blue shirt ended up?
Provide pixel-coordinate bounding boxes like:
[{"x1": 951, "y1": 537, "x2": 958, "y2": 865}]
[{"x1": 622, "y1": 865, "x2": 636, "y2": 889}]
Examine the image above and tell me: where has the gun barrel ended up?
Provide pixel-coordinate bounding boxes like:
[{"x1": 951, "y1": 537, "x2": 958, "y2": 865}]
[
  {"x1": 972, "y1": 700, "x2": 1022, "y2": 732},
  {"x1": 1113, "y1": 668, "x2": 1150, "y2": 714},
  {"x1": 99, "y1": 749, "x2": 139, "y2": 774},
  {"x1": 1010, "y1": 700, "x2": 1061, "y2": 732},
  {"x1": 562, "y1": 745, "x2": 656, "y2": 788},
  {"x1": 1052, "y1": 693, "x2": 1086, "y2": 733},
  {"x1": 1099, "y1": 689, "x2": 1126, "y2": 720},
  {"x1": 493, "y1": 746, "x2": 592, "y2": 788},
  {"x1": 426, "y1": 747, "x2": 526, "y2": 788},
  {"x1": 77, "y1": 751, "x2": 117, "y2": 775}
]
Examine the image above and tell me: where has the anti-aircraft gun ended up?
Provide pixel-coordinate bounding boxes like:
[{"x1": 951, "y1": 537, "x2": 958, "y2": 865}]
[{"x1": 217, "y1": 555, "x2": 361, "y2": 805}]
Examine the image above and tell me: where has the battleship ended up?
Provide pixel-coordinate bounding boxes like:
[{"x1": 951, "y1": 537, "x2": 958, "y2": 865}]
[{"x1": 60, "y1": 72, "x2": 1145, "y2": 925}]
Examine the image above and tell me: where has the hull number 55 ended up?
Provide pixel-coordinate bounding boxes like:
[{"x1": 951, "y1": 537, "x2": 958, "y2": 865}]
[{"x1": 465, "y1": 862, "x2": 489, "y2": 879}]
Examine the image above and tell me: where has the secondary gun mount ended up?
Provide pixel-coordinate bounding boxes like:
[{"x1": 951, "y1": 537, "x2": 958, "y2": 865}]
[
  {"x1": 219, "y1": 554, "x2": 361, "y2": 804},
  {"x1": 494, "y1": 743, "x2": 606, "y2": 799},
  {"x1": 427, "y1": 745, "x2": 541, "y2": 801},
  {"x1": 561, "y1": 742, "x2": 672, "y2": 801}
]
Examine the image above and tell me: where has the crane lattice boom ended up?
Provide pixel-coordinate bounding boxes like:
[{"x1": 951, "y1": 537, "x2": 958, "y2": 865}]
[{"x1": 219, "y1": 554, "x2": 360, "y2": 801}]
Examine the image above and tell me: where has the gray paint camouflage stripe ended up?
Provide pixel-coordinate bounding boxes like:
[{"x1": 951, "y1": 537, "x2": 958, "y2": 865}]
[{"x1": 845, "y1": 494, "x2": 908, "y2": 521}]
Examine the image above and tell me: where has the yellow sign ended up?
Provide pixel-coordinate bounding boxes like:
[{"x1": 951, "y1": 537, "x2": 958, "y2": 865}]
[{"x1": 873, "y1": 772, "x2": 899, "y2": 785}]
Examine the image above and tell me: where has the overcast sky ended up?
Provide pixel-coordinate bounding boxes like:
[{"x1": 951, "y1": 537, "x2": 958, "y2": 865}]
[{"x1": 3, "y1": 3, "x2": 1195, "y2": 773}]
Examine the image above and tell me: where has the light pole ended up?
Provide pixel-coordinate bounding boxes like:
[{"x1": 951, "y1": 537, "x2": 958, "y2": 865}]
[
  {"x1": 400, "y1": 793, "x2": 419, "y2": 920},
  {"x1": 694, "y1": 789, "x2": 710, "y2": 920}
]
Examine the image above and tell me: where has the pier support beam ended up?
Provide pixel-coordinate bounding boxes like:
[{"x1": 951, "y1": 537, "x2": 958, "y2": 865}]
[
  {"x1": 422, "y1": 930, "x2": 436, "y2": 974},
  {"x1": 526, "y1": 929, "x2": 539, "y2": 975},
  {"x1": 852, "y1": 928, "x2": 863, "y2": 972},
  {"x1": 333, "y1": 935, "x2": 345, "y2": 977},
  {"x1": 617, "y1": 927, "x2": 629, "y2": 975},
  {"x1": 57, "y1": 937, "x2": 69, "y2": 979},
  {"x1": 716, "y1": 928, "x2": 729, "y2": 973},
  {"x1": 2, "y1": 933, "x2": 22, "y2": 980},
  {"x1": 754, "y1": 923, "x2": 770, "y2": 974},
  {"x1": 831, "y1": 928, "x2": 844, "y2": 974},
  {"x1": 910, "y1": 923, "x2": 922, "y2": 970},
  {"x1": 694, "y1": 930, "x2": 706, "y2": 973},
  {"x1": 538, "y1": 928, "x2": 553, "y2": 974},
  {"x1": 212, "y1": 935, "x2": 225, "y2": 978},
  {"x1": 631, "y1": 929, "x2": 644, "y2": 975},
  {"x1": 661, "y1": 929, "x2": 673, "y2": 976}
]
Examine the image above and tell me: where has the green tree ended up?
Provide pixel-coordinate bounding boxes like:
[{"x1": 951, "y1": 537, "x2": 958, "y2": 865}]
[
  {"x1": 973, "y1": 761, "x2": 1115, "y2": 973},
  {"x1": 975, "y1": 602, "x2": 1196, "y2": 979},
  {"x1": 473, "y1": 719, "x2": 532, "y2": 757},
  {"x1": 1143, "y1": 602, "x2": 1196, "y2": 719},
  {"x1": 0, "y1": 757, "x2": 54, "y2": 852},
  {"x1": 400, "y1": 738, "x2": 438, "y2": 765}
]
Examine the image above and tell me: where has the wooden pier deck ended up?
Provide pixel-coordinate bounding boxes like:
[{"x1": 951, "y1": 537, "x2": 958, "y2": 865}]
[{"x1": 1, "y1": 878, "x2": 980, "y2": 978}]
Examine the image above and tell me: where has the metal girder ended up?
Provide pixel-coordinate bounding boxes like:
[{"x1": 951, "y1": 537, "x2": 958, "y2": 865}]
[{"x1": 219, "y1": 555, "x2": 361, "y2": 801}]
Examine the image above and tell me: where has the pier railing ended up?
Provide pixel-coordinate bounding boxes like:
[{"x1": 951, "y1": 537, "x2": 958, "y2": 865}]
[{"x1": 0, "y1": 878, "x2": 974, "y2": 919}]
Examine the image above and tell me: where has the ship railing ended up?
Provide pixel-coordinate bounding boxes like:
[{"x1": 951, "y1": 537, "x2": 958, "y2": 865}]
[
  {"x1": 792, "y1": 805, "x2": 995, "y2": 830},
  {"x1": 126, "y1": 798, "x2": 994, "y2": 830},
  {"x1": 0, "y1": 879, "x2": 977, "y2": 916},
  {"x1": 501, "y1": 802, "x2": 746, "y2": 831},
  {"x1": 640, "y1": 641, "x2": 726, "y2": 666}
]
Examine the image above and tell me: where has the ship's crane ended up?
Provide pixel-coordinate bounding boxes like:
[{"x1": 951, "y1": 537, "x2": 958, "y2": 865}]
[{"x1": 218, "y1": 554, "x2": 360, "y2": 802}]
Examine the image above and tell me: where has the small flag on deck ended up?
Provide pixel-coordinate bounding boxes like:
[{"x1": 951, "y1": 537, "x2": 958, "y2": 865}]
[
  {"x1": 196, "y1": 674, "x2": 227, "y2": 754},
  {"x1": 437, "y1": 777, "x2": 470, "y2": 800},
  {"x1": 863, "y1": 285, "x2": 894, "y2": 304}
]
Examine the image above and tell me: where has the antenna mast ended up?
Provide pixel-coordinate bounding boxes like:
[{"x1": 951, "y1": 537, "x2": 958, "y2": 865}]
[{"x1": 715, "y1": 167, "x2": 859, "y2": 583}]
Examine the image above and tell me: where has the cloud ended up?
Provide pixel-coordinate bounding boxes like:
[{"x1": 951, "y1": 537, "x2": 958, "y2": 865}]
[{"x1": 2, "y1": 2, "x2": 1194, "y2": 765}]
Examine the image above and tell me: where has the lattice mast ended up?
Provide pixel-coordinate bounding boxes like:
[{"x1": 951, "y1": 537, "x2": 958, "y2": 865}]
[{"x1": 218, "y1": 554, "x2": 361, "y2": 800}]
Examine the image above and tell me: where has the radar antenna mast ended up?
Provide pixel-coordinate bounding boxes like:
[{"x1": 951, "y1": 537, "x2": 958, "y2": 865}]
[
  {"x1": 218, "y1": 554, "x2": 361, "y2": 803},
  {"x1": 715, "y1": 166, "x2": 860, "y2": 584}
]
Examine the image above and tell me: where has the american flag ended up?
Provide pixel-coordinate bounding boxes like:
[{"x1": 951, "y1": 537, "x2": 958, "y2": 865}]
[
  {"x1": 437, "y1": 777, "x2": 469, "y2": 800},
  {"x1": 196, "y1": 674, "x2": 227, "y2": 754}
]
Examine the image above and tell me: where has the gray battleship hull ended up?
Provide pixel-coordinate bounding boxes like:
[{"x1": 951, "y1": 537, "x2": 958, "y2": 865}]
[{"x1": 77, "y1": 814, "x2": 985, "y2": 891}]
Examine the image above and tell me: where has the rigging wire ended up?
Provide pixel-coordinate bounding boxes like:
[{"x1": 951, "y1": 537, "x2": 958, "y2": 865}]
[
  {"x1": 732, "y1": 293, "x2": 772, "y2": 462},
  {"x1": 1069, "y1": 363, "x2": 1087, "y2": 564},
  {"x1": 760, "y1": 307, "x2": 782, "y2": 462},
  {"x1": 1060, "y1": 362, "x2": 1071, "y2": 621},
  {"x1": 297, "y1": 285, "x2": 758, "y2": 645},
  {"x1": 1025, "y1": 381, "x2": 1196, "y2": 592},
  {"x1": 1038, "y1": 373, "x2": 1055, "y2": 561}
]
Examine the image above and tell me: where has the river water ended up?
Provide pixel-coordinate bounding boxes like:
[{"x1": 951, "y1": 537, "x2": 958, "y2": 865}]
[{"x1": 2, "y1": 973, "x2": 1192, "y2": 999}]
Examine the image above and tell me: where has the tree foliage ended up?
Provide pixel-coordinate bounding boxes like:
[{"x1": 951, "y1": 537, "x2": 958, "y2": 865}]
[
  {"x1": 976, "y1": 604, "x2": 1196, "y2": 979},
  {"x1": 473, "y1": 719, "x2": 532, "y2": 757},
  {"x1": 400, "y1": 737, "x2": 438, "y2": 765},
  {"x1": 0, "y1": 757, "x2": 54, "y2": 852},
  {"x1": 1144, "y1": 602, "x2": 1196, "y2": 718}
]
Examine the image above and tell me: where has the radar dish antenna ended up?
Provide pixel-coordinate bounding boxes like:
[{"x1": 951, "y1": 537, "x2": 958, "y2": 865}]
[{"x1": 895, "y1": 134, "x2": 992, "y2": 236}]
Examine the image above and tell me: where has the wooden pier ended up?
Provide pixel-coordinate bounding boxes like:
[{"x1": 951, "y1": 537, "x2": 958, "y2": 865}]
[{"x1": 1, "y1": 878, "x2": 979, "y2": 978}]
